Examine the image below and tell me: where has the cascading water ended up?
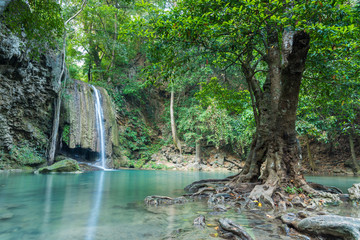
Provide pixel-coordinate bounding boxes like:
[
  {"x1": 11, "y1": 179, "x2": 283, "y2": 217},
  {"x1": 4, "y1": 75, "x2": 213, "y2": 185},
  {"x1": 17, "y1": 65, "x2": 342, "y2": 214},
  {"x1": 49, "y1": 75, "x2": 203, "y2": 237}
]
[{"x1": 91, "y1": 85, "x2": 107, "y2": 169}]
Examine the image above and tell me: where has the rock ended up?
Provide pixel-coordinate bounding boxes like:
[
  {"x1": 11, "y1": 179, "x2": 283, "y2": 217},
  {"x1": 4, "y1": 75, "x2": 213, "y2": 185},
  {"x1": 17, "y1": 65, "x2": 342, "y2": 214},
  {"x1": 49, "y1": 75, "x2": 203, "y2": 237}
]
[
  {"x1": 61, "y1": 80, "x2": 119, "y2": 166},
  {"x1": 187, "y1": 163, "x2": 201, "y2": 171},
  {"x1": 0, "y1": 212, "x2": 13, "y2": 220},
  {"x1": 217, "y1": 154, "x2": 225, "y2": 165},
  {"x1": 297, "y1": 215, "x2": 360, "y2": 240},
  {"x1": 218, "y1": 218, "x2": 253, "y2": 240},
  {"x1": 144, "y1": 195, "x2": 187, "y2": 206},
  {"x1": 348, "y1": 183, "x2": 360, "y2": 201},
  {"x1": 193, "y1": 215, "x2": 206, "y2": 228},
  {"x1": 150, "y1": 153, "x2": 157, "y2": 162},
  {"x1": 34, "y1": 159, "x2": 81, "y2": 173},
  {"x1": 0, "y1": 26, "x2": 61, "y2": 157}
]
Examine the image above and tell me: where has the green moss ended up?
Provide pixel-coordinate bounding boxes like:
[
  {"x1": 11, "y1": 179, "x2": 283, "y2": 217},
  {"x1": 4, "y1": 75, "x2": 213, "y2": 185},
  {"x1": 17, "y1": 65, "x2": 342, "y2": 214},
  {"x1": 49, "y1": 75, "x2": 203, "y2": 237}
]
[
  {"x1": 35, "y1": 159, "x2": 81, "y2": 174},
  {"x1": 10, "y1": 143, "x2": 45, "y2": 166}
]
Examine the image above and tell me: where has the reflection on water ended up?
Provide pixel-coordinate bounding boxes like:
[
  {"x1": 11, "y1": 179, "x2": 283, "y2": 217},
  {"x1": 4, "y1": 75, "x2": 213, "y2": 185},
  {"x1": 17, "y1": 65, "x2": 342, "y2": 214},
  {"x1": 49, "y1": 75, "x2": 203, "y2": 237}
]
[
  {"x1": 1, "y1": 171, "x2": 360, "y2": 240},
  {"x1": 0, "y1": 170, "x2": 230, "y2": 240},
  {"x1": 42, "y1": 175, "x2": 53, "y2": 228},
  {"x1": 86, "y1": 171, "x2": 104, "y2": 240}
]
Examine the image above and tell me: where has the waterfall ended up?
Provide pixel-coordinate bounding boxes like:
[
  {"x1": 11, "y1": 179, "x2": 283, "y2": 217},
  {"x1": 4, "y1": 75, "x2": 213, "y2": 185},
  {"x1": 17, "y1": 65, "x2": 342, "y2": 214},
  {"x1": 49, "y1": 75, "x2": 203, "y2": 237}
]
[{"x1": 91, "y1": 85, "x2": 107, "y2": 169}]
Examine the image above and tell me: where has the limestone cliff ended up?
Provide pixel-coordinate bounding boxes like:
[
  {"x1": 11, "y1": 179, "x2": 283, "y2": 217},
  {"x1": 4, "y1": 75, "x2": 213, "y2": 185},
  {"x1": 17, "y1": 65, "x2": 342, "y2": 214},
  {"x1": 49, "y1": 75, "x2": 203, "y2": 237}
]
[
  {"x1": 0, "y1": 26, "x2": 61, "y2": 163},
  {"x1": 60, "y1": 80, "x2": 119, "y2": 167}
]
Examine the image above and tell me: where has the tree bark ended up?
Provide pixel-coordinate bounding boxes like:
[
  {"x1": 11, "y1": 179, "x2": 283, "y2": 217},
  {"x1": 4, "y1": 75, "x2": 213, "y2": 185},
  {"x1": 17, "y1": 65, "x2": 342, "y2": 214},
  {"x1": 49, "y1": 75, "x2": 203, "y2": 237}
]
[
  {"x1": 231, "y1": 30, "x2": 314, "y2": 198},
  {"x1": 47, "y1": 0, "x2": 87, "y2": 165},
  {"x1": 107, "y1": 12, "x2": 117, "y2": 83},
  {"x1": 195, "y1": 138, "x2": 201, "y2": 164},
  {"x1": 47, "y1": 33, "x2": 66, "y2": 165},
  {"x1": 170, "y1": 87, "x2": 182, "y2": 156},
  {"x1": 349, "y1": 132, "x2": 359, "y2": 174}
]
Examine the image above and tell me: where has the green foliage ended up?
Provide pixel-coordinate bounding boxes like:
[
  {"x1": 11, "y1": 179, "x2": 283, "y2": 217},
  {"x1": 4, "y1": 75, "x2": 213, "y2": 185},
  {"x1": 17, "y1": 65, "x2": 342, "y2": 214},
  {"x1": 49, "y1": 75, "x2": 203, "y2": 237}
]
[
  {"x1": 62, "y1": 125, "x2": 71, "y2": 145},
  {"x1": 0, "y1": 150, "x2": 11, "y2": 169},
  {"x1": 143, "y1": 162, "x2": 169, "y2": 170},
  {"x1": 284, "y1": 186, "x2": 303, "y2": 194},
  {"x1": 196, "y1": 77, "x2": 250, "y2": 114},
  {"x1": 9, "y1": 143, "x2": 45, "y2": 166},
  {"x1": 2, "y1": 0, "x2": 64, "y2": 49},
  {"x1": 59, "y1": 0, "x2": 360, "y2": 165},
  {"x1": 179, "y1": 103, "x2": 237, "y2": 150}
]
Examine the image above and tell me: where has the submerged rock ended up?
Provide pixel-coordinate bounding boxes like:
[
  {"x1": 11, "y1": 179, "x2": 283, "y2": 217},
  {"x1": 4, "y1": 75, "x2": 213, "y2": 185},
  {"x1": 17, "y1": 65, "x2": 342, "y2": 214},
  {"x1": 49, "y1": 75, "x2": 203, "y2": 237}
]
[
  {"x1": 144, "y1": 195, "x2": 187, "y2": 206},
  {"x1": 0, "y1": 212, "x2": 13, "y2": 221},
  {"x1": 297, "y1": 215, "x2": 360, "y2": 240},
  {"x1": 34, "y1": 159, "x2": 81, "y2": 173}
]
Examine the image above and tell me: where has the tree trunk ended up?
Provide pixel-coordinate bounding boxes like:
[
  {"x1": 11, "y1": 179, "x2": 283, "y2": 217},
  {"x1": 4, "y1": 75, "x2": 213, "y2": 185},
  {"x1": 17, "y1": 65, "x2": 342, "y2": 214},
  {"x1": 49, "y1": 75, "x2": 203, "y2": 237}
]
[
  {"x1": 305, "y1": 135, "x2": 316, "y2": 171},
  {"x1": 107, "y1": 12, "x2": 117, "y2": 83},
  {"x1": 47, "y1": 0, "x2": 87, "y2": 165},
  {"x1": 231, "y1": 30, "x2": 314, "y2": 199},
  {"x1": 47, "y1": 33, "x2": 66, "y2": 165},
  {"x1": 195, "y1": 138, "x2": 201, "y2": 164},
  {"x1": 170, "y1": 87, "x2": 182, "y2": 156},
  {"x1": 349, "y1": 133, "x2": 359, "y2": 174}
]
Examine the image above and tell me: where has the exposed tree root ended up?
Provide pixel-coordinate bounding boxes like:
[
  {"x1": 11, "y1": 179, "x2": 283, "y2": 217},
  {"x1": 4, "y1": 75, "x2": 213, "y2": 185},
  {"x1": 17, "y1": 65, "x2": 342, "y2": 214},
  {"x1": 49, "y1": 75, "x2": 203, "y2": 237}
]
[
  {"x1": 218, "y1": 218, "x2": 254, "y2": 240},
  {"x1": 224, "y1": 158, "x2": 243, "y2": 169}
]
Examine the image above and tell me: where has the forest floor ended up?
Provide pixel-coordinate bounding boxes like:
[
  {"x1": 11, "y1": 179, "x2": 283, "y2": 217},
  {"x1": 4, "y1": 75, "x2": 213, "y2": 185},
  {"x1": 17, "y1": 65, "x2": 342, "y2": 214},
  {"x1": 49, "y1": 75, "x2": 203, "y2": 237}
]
[
  {"x1": 148, "y1": 136, "x2": 360, "y2": 175},
  {"x1": 300, "y1": 136, "x2": 359, "y2": 176}
]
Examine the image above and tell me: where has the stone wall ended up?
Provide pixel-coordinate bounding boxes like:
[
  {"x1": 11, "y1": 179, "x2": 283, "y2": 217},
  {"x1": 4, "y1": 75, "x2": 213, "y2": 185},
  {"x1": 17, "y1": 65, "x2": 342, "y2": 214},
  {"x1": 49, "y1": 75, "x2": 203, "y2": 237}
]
[{"x1": 0, "y1": 27, "x2": 60, "y2": 153}]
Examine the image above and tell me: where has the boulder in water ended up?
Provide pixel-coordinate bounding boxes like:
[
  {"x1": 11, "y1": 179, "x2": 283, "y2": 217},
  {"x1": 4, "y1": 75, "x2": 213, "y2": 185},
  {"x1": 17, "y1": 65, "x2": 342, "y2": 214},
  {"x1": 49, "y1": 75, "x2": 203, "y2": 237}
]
[
  {"x1": 297, "y1": 215, "x2": 360, "y2": 240},
  {"x1": 34, "y1": 159, "x2": 81, "y2": 173}
]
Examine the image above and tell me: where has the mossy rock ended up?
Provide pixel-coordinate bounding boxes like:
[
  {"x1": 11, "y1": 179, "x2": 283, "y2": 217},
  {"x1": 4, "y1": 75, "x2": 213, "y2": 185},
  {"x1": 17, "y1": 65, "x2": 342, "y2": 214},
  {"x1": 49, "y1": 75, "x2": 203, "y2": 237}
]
[{"x1": 34, "y1": 159, "x2": 81, "y2": 174}]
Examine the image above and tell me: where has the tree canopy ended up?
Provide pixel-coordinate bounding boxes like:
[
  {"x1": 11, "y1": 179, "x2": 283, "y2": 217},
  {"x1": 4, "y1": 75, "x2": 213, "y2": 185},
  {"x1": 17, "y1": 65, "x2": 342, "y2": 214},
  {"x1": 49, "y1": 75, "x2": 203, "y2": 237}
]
[{"x1": 2, "y1": 0, "x2": 359, "y2": 190}]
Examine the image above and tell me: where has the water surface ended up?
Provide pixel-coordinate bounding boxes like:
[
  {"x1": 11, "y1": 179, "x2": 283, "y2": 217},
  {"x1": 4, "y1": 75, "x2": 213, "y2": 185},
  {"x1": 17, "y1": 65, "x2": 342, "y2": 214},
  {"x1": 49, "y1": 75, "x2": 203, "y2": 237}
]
[
  {"x1": 1, "y1": 170, "x2": 360, "y2": 240},
  {"x1": 0, "y1": 170, "x2": 231, "y2": 240},
  {"x1": 305, "y1": 175, "x2": 360, "y2": 193}
]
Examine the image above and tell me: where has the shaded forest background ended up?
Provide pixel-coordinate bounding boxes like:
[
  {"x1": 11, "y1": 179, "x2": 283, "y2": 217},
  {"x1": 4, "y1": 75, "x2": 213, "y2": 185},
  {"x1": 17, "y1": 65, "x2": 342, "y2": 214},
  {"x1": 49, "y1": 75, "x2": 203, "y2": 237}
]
[{"x1": 0, "y1": 0, "x2": 359, "y2": 174}]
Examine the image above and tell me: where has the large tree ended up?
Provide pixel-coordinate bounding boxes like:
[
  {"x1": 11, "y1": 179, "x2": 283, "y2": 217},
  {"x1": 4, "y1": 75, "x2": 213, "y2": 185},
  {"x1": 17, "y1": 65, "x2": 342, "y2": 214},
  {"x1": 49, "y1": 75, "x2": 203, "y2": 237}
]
[{"x1": 143, "y1": 0, "x2": 358, "y2": 199}]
